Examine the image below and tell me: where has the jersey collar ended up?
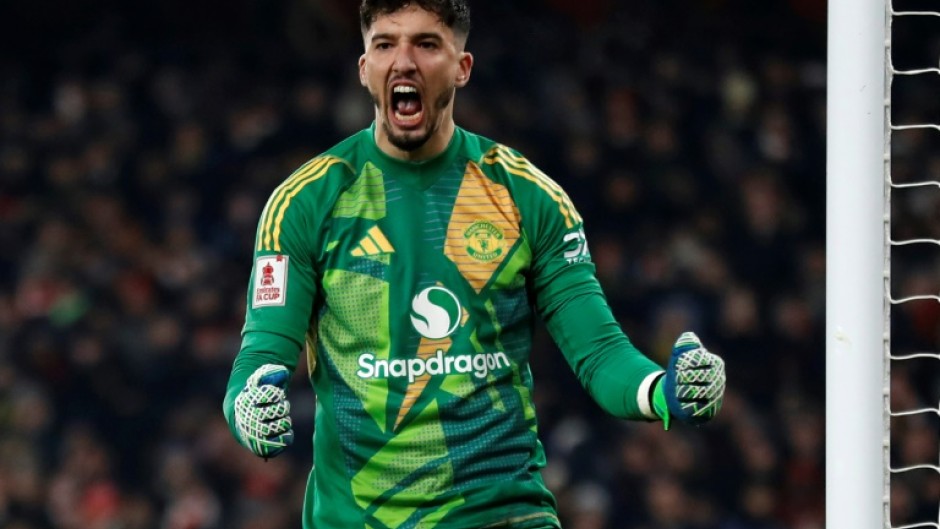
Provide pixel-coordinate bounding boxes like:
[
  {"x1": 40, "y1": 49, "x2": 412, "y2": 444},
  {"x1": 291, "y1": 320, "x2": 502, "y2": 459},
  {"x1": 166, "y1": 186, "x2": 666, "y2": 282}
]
[{"x1": 363, "y1": 122, "x2": 464, "y2": 190}]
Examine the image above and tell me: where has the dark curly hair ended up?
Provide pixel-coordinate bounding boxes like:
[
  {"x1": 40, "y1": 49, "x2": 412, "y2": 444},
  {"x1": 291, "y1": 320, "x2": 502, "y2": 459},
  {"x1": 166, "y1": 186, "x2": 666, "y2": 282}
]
[{"x1": 360, "y1": 0, "x2": 471, "y2": 40}]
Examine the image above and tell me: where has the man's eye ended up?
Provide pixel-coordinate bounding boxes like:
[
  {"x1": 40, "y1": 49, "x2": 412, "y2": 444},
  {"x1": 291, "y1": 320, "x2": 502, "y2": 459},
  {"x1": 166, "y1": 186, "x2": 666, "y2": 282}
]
[
  {"x1": 418, "y1": 41, "x2": 437, "y2": 49},
  {"x1": 376, "y1": 43, "x2": 392, "y2": 50}
]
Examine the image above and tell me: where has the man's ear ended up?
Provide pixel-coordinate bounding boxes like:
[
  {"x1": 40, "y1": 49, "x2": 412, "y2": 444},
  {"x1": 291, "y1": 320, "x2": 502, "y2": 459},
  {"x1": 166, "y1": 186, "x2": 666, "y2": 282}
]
[
  {"x1": 456, "y1": 52, "x2": 474, "y2": 88},
  {"x1": 358, "y1": 54, "x2": 367, "y2": 87}
]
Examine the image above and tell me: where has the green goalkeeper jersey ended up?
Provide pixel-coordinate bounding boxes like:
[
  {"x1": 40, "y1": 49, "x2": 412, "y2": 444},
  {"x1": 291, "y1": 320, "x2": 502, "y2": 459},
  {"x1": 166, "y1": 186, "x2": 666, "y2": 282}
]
[{"x1": 224, "y1": 124, "x2": 663, "y2": 529}]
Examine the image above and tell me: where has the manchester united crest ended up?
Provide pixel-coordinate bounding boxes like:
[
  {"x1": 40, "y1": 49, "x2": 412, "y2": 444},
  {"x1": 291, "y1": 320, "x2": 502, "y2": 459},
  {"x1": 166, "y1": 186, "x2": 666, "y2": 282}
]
[{"x1": 465, "y1": 221, "x2": 504, "y2": 262}]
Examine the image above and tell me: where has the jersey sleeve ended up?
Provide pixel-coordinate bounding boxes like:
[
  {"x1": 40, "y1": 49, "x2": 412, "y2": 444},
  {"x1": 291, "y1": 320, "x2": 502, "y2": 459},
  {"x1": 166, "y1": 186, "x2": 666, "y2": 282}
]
[
  {"x1": 509, "y1": 149, "x2": 664, "y2": 420},
  {"x1": 224, "y1": 158, "x2": 338, "y2": 436},
  {"x1": 241, "y1": 182, "x2": 321, "y2": 347}
]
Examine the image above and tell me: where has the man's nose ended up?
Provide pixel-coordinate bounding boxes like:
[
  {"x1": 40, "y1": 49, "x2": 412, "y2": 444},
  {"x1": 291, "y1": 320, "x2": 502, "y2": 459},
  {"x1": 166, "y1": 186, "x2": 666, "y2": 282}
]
[{"x1": 391, "y1": 45, "x2": 417, "y2": 73}]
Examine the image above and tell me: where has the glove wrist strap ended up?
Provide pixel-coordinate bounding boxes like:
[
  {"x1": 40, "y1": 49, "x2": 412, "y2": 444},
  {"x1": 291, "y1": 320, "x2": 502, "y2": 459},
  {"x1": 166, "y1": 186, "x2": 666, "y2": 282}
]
[{"x1": 651, "y1": 375, "x2": 671, "y2": 431}]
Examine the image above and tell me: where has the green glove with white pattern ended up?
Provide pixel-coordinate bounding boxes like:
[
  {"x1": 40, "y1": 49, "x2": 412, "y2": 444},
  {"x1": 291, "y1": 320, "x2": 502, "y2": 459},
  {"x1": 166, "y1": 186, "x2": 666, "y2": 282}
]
[
  {"x1": 653, "y1": 332, "x2": 726, "y2": 430},
  {"x1": 234, "y1": 364, "x2": 294, "y2": 458}
]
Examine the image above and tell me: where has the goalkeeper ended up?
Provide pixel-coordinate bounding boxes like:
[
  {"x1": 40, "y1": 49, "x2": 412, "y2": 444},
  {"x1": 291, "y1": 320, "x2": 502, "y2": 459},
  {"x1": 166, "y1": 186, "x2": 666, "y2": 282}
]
[{"x1": 223, "y1": 1, "x2": 726, "y2": 528}]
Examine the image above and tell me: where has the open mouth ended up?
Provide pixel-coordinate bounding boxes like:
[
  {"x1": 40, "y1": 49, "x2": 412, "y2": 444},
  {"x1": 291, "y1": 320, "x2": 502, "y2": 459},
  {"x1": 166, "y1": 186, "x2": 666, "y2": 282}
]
[{"x1": 390, "y1": 84, "x2": 424, "y2": 127}]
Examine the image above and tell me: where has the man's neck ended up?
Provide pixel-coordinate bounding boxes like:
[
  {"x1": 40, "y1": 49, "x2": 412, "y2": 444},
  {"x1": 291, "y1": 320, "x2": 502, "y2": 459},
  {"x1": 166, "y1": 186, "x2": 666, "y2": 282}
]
[{"x1": 375, "y1": 118, "x2": 456, "y2": 162}]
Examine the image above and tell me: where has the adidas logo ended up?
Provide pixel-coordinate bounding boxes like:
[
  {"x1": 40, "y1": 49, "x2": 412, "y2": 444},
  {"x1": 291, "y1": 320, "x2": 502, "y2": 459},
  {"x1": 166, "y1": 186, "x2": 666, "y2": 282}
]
[{"x1": 351, "y1": 226, "x2": 395, "y2": 257}]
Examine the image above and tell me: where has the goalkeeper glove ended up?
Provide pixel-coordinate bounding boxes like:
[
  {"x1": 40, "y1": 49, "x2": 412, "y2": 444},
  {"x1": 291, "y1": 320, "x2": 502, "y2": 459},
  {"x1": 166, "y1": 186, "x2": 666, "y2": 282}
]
[
  {"x1": 234, "y1": 364, "x2": 294, "y2": 458},
  {"x1": 652, "y1": 331, "x2": 726, "y2": 430}
]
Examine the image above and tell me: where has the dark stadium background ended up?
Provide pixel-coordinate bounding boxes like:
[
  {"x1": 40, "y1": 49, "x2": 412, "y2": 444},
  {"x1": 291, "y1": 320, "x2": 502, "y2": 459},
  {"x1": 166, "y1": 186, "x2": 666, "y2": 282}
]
[{"x1": 0, "y1": 0, "x2": 935, "y2": 528}]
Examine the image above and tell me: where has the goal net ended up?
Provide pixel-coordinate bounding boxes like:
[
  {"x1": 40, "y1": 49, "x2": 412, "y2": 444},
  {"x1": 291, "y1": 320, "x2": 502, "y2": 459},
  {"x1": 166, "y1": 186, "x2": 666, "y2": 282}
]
[{"x1": 886, "y1": 2, "x2": 940, "y2": 528}]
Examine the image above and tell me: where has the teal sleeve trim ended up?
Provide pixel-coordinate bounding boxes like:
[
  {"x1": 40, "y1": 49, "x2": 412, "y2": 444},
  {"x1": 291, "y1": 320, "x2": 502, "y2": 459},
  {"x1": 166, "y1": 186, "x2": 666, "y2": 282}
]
[
  {"x1": 541, "y1": 274, "x2": 662, "y2": 419},
  {"x1": 223, "y1": 331, "x2": 302, "y2": 442}
]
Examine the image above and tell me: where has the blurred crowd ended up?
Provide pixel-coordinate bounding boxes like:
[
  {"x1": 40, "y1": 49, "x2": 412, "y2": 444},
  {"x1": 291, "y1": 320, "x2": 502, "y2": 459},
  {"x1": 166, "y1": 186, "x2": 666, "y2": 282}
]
[{"x1": 0, "y1": 0, "x2": 936, "y2": 528}]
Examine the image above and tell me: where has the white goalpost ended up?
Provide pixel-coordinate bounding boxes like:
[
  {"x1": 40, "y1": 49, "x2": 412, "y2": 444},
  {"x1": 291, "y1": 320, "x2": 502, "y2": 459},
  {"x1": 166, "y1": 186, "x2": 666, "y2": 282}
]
[
  {"x1": 830, "y1": 1, "x2": 940, "y2": 528},
  {"x1": 826, "y1": 0, "x2": 886, "y2": 528}
]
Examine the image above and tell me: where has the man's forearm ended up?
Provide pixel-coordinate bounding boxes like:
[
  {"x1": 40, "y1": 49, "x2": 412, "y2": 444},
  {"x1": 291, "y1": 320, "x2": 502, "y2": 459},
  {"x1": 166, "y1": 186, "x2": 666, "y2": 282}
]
[
  {"x1": 543, "y1": 288, "x2": 663, "y2": 420},
  {"x1": 223, "y1": 331, "x2": 301, "y2": 438}
]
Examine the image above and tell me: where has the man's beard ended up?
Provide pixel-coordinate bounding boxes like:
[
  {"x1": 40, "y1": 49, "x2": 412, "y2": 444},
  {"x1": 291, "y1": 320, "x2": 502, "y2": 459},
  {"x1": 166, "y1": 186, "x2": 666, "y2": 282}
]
[
  {"x1": 382, "y1": 119, "x2": 432, "y2": 152},
  {"x1": 374, "y1": 88, "x2": 454, "y2": 152}
]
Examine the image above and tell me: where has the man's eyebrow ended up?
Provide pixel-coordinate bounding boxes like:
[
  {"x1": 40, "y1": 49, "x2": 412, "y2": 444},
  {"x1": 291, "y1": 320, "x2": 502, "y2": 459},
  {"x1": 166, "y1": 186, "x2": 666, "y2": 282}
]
[
  {"x1": 411, "y1": 32, "x2": 444, "y2": 42},
  {"x1": 369, "y1": 31, "x2": 445, "y2": 42}
]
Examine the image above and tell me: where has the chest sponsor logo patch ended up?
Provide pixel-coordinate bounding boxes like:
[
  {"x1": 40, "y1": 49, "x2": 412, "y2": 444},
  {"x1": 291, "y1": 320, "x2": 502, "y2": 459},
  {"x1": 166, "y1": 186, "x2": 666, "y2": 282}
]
[
  {"x1": 464, "y1": 220, "x2": 504, "y2": 262},
  {"x1": 253, "y1": 255, "x2": 288, "y2": 308},
  {"x1": 410, "y1": 286, "x2": 462, "y2": 339}
]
